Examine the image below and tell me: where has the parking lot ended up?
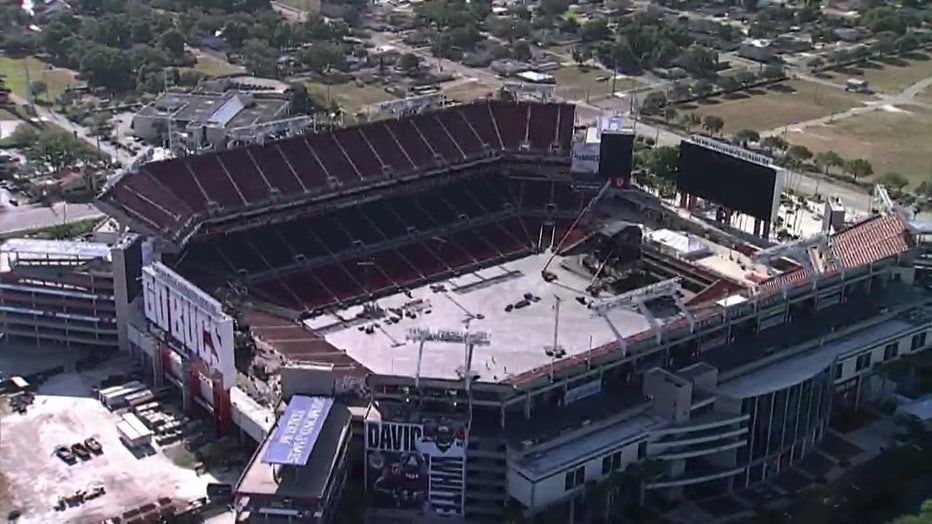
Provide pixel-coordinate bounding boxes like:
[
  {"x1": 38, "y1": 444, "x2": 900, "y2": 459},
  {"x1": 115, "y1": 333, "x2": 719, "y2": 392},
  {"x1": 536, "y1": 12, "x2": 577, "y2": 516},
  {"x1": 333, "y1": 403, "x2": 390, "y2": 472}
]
[{"x1": 0, "y1": 359, "x2": 238, "y2": 523}]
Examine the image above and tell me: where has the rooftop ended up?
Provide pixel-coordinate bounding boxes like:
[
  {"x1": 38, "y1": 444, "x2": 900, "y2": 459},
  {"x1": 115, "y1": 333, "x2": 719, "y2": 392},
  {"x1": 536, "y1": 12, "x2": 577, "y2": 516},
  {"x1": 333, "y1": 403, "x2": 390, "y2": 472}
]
[
  {"x1": 310, "y1": 253, "x2": 676, "y2": 382},
  {"x1": 705, "y1": 282, "x2": 929, "y2": 379},
  {"x1": 1, "y1": 238, "x2": 111, "y2": 261},
  {"x1": 513, "y1": 411, "x2": 660, "y2": 480},
  {"x1": 136, "y1": 91, "x2": 289, "y2": 130},
  {"x1": 236, "y1": 401, "x2": 351, "y2": 500},
  {"x1": 718, "y1": 303, "x2": 932, "y2": 398}
]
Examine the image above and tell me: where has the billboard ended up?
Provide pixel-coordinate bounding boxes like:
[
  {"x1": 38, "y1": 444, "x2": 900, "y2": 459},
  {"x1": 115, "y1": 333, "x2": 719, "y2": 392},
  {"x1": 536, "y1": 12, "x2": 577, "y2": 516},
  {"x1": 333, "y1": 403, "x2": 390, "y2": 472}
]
[
  {"x1": 598, "y1": 131, "x2": 634, "y2": 184},
  {"x1": 676, "y1": 139, "x2": 779, "y2": 222},
  {"x1": 263, "y1": 395, "x2": 334, "y2": 466},
  {"x1": 571, "y1": 142, "x2": 600, "y2": 174},
  {"x1": 365, "y1": 417, "x2": 467, "y2": 517},
  {"x1": 142, "y1": 262, "x2": 236, "y2": 386}
]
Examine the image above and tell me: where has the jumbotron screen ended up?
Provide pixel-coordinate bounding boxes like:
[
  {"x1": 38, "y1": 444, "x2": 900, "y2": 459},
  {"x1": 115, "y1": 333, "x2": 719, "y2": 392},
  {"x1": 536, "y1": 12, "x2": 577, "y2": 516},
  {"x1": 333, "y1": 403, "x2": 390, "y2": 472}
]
[{"x1": 676, "y1": 141, "x2": 778, "y2": 221}]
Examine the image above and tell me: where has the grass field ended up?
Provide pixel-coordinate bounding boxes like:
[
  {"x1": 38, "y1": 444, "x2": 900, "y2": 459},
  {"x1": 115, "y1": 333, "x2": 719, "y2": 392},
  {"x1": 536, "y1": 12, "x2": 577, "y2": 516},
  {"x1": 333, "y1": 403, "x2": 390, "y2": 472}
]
[
  {"x1": 188, "y1": 54, "x2": 243, "y2": 77},
  {"x1": 306, "y1": 81, "x2": 396, "y2": 116},
  {"x1": 684, "y1": 80, "x2": 868, "y2": 135},
  {"x1": 785, "y1": 105, "x2": 932, "y2": 185},
  {"x1": 552, "y1": 65, "x2": 641, "y2": 101},
  {"x1": 0, "y1": 55, "x2": 77, "y2": 101},
  {"x1": 821, "y1": 55, "x2": 932, "y2": 94},
  {"x1": 442, "y1": 80, "x2": 495, "y2": 102}
]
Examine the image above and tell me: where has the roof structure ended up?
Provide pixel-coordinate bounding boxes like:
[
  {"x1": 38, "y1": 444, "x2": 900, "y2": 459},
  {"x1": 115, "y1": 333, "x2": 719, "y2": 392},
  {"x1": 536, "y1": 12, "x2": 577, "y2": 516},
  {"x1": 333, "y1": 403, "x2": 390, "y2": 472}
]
[
  {"x1": 309, "y1": 253, "x2": 678, "y2": 382},
  {"x1": 100, "y1": 100, "x2": 577, "y2": 245},
  {"x1": 503, "y1": 213, "x2": 916, "y2": 386},
  {"x1": 1, "y1": 238, "x2": 111, "y2": 261}
]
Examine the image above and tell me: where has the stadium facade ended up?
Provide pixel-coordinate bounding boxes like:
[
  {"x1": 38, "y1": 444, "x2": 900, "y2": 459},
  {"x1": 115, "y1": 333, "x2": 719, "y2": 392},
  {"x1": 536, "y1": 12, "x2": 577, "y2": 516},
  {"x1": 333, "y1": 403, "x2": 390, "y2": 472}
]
[{"x1": 86, "y1": 100, "x2": 932, "y2": 523}]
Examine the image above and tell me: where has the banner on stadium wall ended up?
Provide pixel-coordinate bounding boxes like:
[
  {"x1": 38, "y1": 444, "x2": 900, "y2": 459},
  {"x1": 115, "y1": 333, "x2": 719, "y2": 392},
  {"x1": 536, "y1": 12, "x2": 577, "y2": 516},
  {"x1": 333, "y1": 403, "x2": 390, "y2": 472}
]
[
  {"x1": 142, "y1": 262, "x2": 235, "y2": 386},
  {"x1": 365, "y1": 418, "x2": 467, "y2": 517}
]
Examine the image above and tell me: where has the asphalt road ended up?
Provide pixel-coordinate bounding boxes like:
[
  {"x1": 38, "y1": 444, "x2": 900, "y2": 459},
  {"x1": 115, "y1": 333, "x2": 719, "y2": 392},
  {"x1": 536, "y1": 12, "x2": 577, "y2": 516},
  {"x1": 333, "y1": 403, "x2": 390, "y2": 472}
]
[
  {"x1": 0, "y1": 201, "x2": 101, "y2": 235},
  {"x1": 9, "y1": 93, "x2": 135, "y2": 166}
]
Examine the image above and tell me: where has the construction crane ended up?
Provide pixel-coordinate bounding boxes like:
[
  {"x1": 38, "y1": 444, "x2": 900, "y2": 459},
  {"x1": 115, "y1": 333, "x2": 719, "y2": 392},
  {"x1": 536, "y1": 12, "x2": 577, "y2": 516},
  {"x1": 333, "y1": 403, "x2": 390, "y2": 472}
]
[{"x1": 541, "y1": 179, "x2": 612, "y2": 280}]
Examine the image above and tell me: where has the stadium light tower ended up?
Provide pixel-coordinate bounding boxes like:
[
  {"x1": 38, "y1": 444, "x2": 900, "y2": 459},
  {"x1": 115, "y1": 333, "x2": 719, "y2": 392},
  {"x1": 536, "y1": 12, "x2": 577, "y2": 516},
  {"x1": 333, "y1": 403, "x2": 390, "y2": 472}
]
[
  {"x1": 591, "y1": 278, "x2": 684, "y2": 351},
  {"x1": 406, "y1": 327, "x2": 491, "y2": 390}
]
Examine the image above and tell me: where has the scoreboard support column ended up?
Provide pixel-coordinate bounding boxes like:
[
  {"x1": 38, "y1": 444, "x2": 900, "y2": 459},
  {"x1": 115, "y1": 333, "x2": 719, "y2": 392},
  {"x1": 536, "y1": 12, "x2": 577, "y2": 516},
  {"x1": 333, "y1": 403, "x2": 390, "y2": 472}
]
[{"x1": 212, "y1": 379, "x2": 233, "y2": 436}]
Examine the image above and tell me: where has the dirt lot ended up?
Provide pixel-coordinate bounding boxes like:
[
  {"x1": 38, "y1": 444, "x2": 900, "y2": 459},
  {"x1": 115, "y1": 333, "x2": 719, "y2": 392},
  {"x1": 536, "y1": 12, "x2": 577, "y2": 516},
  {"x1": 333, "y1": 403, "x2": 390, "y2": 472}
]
[
  {"x1": 442, "y1": 79, "x2": 495, "y2": 102},
  {"x1": 0, "y1": 359, "x2": 237, "y2": 523},
  {"x1": 306, "y1": 81, "x2": 397, "y2": 117},
  {"x1": 785, "y1": 105, "x2": 932, "y2": 186},
  {"x1": 685, "y1": 80, "x2": 869, "y2": 135},
  {"x1": 552, "y1": 65, "x2": 642, "y2": 101},
  {"x1": 820, "y1": 55, "x2": 932, "y2": 94}
]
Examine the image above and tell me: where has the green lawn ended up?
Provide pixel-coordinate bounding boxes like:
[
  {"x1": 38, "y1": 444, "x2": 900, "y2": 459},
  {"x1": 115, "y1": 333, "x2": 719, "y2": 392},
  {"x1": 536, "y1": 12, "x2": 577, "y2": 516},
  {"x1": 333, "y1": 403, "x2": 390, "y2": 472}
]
[
  {"x1": 0, "y1": 55, "x2": 77, "y2": 101},
  {"x1": 188, "y1": 54, "x2": 244, "y2": 77}
]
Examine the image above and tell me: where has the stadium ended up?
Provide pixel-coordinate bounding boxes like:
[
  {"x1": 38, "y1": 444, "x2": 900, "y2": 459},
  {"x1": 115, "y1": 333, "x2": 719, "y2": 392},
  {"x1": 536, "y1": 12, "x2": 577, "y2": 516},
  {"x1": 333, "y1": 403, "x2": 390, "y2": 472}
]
[{"x1": 95, "y1": 100, "x2": 931, "y2": 523}]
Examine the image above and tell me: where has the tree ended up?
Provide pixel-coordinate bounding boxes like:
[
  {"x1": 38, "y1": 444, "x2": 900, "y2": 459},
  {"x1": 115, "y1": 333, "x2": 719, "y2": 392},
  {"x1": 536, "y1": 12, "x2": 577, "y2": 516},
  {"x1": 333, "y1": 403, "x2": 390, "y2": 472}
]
[
  {"x1": 241, "y1": 38, "x2": 278, "y2": 77},
  {"x1": 669, "y1": 80, "x2": 691, "y2": 101},
  {"x1": 809, "y1": 56, "x2": 825, "y2": 69},
  {"x1": 872, "y1": 31, "x2": 898, "y2": 56},
  {"x1": 680, "y1": 113, "x2": 701, "y2": 133},
  {"x1": 27, "y1": 128, "x2": 94, "y2": 171},
  {"x1": 641, "y1": 91, "x2": 667, "y2": 115},
  {"x1": 786, "y1": 144, "x2": 813, "y2": 163},
  {"x1": 814, "y1": 151, "x2": 844, "y2": 174},
  {"x1": 760, "y1": 135, "x2": 787, "y2": 153},
  {"x1": 878, "y1": 172, "x2": 909, "y2": 190},
  {"x1": 2, "y1": 124, "x2": 40, "y2": 148},
  {"x1": 289, "y1": 82, "x2": 312, "y2": 114},
  {"x1": 512, "y1": 40, "x2": 531, "y2": 61},
  {"x1": 677, "y1": 45, "x2": 718, "y2": 77},
  {"x1": 645, "y1": 145, "x2": 680, "y2": 180},
  {"x1": 159, "y1": 29, "x2": 185, "y2": 58},
  {"x1": 734, "y1": 128, "x2": 760, "y2": 146},
  {"x1": 580, "y1": 19, "x2": 609, "y2": 42},
  {"x1": 734, "y1": 70, "x2": 756, "y2": 86},
  {"x1": 663, "y1": 106, "x2": 678, "y2": 124},
  {"x1": 693, "y1": 79, "x2": 714, "y2": 98},
  {"x1": 29, "y1": 80, "x2": 48, "y2": 101},
  {"x1": 761, "y1": 64, "x2": 784, "y2": 80},
  {"x1": 717, "y1": 75, "x2": 739, "y2": 92},
  {"x1": 398, "y1": 52, "x2": 421, "y2": 73},
  {"x1": 298, "y1": 44, "x2": 346, "y2": 75},
  {"x1": 846, "y1": 158, "x2": 874, "y2": 179},
  {"x1": 702, "y1": 114, "x2": 725, "y2": 135}
]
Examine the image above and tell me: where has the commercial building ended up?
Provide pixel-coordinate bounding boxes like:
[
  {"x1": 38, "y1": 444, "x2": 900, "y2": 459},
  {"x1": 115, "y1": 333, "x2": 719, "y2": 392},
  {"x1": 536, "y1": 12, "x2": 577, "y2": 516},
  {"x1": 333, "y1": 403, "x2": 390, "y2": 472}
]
[
  {"x1": 0, "y1": 236, "x2": 143, "y2": 349},
  {"x1": 235, "y1": 395, "x2": 352, "y2": 523},
  {"x1": 131, "y1": 90, "x2": 293, "y2": 153}
]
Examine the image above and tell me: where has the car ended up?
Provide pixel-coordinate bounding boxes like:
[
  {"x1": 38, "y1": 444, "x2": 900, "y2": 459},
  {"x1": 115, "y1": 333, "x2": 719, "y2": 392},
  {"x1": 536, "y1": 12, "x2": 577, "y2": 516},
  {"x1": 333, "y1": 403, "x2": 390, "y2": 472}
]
[
  {"x1": 55, "y1": 445, "x2": 76, "y2": 464},
  {"x1": 71, "y1": 442, "x2": 91, "y2": 460},
  {"x1": 84, "y1": 437, "x2": 103, "y2": 455}
]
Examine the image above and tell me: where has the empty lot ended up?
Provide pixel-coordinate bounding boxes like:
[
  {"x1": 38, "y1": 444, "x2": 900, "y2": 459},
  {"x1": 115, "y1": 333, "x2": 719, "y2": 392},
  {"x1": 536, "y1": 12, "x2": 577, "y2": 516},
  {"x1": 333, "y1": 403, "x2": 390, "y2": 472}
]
[
  {"x1": 785, "y1": 105, "x2": 932, "y2": 185},
  {"x1": 0, "y1": 361, "x2": 234, "y2": 523},
  {"x1": 685, "y1": 80, "x2": 870, "y2": 135},
  {"x1": 821, "y1": 55, "x2": 932, "y2": 94}
]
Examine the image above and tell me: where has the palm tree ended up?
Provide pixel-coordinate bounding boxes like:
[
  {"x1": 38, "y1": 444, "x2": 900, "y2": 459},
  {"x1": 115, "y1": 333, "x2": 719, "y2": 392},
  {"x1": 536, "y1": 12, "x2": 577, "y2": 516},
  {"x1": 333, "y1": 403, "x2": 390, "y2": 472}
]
[{"x1": 680, "y1": 113, "x2": 701, "y2": 133}]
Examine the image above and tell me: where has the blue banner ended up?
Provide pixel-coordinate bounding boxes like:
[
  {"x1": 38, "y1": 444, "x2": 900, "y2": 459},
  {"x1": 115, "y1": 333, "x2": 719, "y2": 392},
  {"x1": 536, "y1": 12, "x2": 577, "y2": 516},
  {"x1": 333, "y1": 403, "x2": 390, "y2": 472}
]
[{"x1": 263, "y1": 395, "x2": 334, "y2": 466}]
